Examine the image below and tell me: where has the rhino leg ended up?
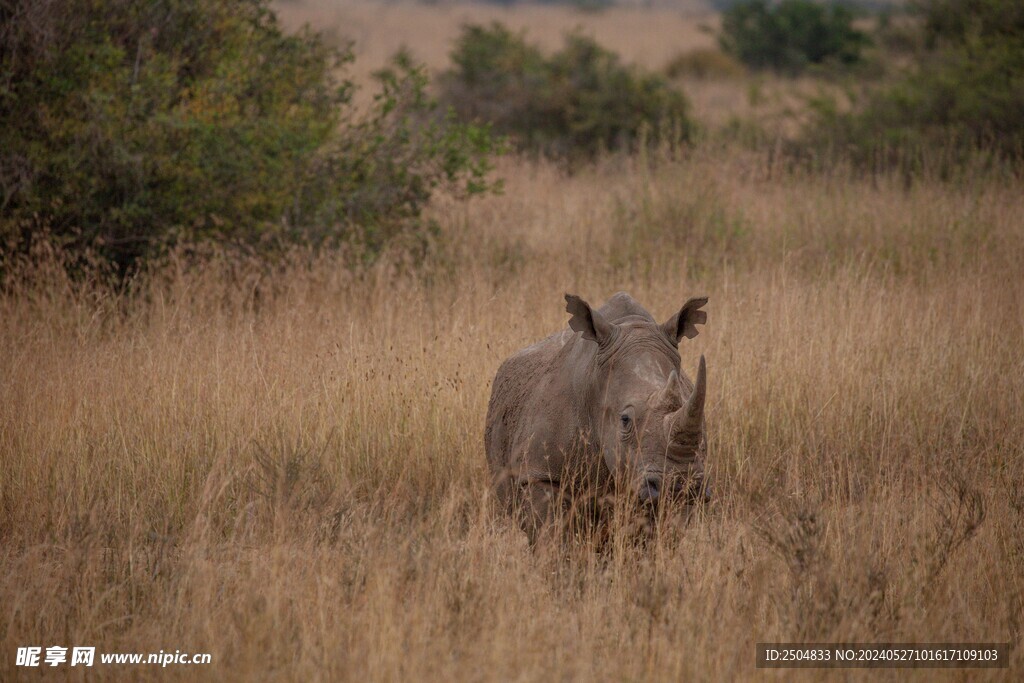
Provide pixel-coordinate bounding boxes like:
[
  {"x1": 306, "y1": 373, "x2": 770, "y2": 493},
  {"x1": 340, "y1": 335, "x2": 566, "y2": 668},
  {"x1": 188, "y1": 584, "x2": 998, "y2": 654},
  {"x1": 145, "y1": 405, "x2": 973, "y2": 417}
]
[{"x1": 513, "y1": 479, "x2": 565, "y2": 547}]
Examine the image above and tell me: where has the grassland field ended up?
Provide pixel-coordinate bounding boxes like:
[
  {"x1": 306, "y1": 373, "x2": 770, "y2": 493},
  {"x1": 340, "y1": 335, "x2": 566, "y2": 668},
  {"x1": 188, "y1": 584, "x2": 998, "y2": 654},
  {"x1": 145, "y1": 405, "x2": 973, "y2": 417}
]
[{"x1": 1, "y1": 1, "x2": 1022, "y2": 681}]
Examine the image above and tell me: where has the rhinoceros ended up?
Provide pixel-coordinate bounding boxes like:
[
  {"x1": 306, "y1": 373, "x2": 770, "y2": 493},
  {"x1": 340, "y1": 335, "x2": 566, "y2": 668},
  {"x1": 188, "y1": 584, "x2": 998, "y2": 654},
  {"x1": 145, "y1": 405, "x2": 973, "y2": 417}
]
[{"x1": 484, "y1": 291, "x2": 709, "y2": 544}]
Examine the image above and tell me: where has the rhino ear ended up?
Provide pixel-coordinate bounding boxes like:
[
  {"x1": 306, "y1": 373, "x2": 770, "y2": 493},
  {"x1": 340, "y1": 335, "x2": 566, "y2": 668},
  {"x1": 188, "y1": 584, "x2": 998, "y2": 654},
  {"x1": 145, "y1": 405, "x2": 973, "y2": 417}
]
[
  {"x1": 565, "y1": 294, "x2": 614, "y2": 345},
  {"x1": 661, "y1": 296, "x2": 708, "y2": 344}
]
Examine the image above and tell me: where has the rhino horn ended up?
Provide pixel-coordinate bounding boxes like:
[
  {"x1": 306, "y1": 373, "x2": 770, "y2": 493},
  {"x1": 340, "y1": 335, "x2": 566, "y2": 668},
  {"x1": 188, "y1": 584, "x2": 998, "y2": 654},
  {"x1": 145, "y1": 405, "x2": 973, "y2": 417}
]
[
  {"x1": 657, "y1": 370, "x2": 683, "y2": 411},
  {"x1": 671, "y1": 355, "x2": 706, "y2": 450}
]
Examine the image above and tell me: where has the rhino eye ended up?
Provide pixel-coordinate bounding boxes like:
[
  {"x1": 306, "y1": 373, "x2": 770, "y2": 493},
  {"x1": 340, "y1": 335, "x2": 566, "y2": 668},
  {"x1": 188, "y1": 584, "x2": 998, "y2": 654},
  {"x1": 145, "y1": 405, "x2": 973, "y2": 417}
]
[{"x1": 620, "y1": 413, "x2": 631, "y2": 429}]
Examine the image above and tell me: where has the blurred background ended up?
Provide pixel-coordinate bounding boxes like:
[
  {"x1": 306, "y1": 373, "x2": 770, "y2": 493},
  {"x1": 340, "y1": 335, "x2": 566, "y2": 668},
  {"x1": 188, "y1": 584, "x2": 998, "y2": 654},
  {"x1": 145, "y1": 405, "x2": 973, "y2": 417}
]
[{"x1": 3, "y1": 0, "x2": 1021, "y2": 270}]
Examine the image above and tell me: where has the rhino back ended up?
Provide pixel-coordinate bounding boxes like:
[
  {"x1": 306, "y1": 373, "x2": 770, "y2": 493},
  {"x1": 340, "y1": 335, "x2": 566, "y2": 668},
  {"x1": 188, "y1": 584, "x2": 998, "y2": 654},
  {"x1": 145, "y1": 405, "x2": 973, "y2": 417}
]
[{"x1": 484, "y1": 329, "x2": 586, "y2": 477}]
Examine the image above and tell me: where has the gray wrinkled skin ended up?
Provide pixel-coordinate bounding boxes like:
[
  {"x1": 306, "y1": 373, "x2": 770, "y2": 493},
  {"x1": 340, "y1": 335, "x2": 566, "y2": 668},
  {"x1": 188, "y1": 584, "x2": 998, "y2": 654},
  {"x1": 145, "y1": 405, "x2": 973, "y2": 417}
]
[{"x1": 485, "y1": 291, "x2": 709, "y2": 545}]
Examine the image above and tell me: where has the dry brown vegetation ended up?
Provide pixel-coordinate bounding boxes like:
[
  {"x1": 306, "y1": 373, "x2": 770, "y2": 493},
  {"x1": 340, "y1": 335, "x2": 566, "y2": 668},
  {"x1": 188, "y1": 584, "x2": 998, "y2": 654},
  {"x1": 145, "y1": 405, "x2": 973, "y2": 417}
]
[
  {"x1": 275, "y1": 0, "x2": 716, "y2": 84},
  {"x1": 3, "y1": 146, "x2": 1022, "y2": 680},
  {"x1": 274, "y1": 0, "x2": 850, "y2": 140},
  {"x1": 3, "y1": 2, "x2": 1024, "y2": 681}
]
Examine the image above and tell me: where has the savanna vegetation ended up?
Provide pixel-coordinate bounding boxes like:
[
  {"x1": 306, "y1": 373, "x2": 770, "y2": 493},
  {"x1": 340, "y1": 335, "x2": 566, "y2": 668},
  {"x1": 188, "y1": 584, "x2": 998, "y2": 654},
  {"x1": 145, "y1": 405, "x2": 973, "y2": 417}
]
[
  {"x1": 441, "y1": 22, "x2": 691, "y2": 157},
  {"x1": 807, "y1": 0, "x2": 1024, "y2": 166},
  {"x1": 0, "y1": 0, "x2": 498, "y2": 271},
  {"x1": 1, "y1": 0, "x2": 1022, "y2": 681},
  {"x1": 718, "y1": 0, "x2": 868, "y2": 73}
]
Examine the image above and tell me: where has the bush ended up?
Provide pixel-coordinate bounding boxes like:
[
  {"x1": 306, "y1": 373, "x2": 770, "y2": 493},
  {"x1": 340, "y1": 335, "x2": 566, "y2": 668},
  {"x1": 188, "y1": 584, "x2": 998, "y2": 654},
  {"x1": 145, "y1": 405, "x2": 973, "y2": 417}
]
[
  {"x1": 917, "y1": 0, "x2": 1024, "y2": 47},
  {"x1": 805, "y1": 0, "x2": 1024, "y2": 165},
  {"x1": 441, "y1": 23, "x2": 692, "y2": 159},
  {"x1": 0, "y1": 0, "x2": 500, "y2": 272},
  {"x1": 719, "y1": 0, "x2": 869, "y2": 74}
]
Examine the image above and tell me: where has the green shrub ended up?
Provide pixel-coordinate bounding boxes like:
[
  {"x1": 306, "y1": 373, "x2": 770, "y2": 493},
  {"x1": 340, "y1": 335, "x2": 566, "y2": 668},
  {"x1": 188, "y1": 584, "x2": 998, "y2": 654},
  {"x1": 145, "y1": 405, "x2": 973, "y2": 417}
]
[
  {"x1": 805, "y1": 0, "x2": 1024, "y2": 165},
  {"x1": 665, "y1": 48, "x2": 747, "y2": 80},
  {"x1": 0, "y1": 0, "x2": 500, "y2": 272},
  {"x1": 441, "y1": 23, "x2": 692, "y2": 159},
  {"x1": 719, "y1": 0, "x2": 869, "y2": 74},
  {"x1": 917, "y1": 0, "x2": 1024, "y2": 47}
]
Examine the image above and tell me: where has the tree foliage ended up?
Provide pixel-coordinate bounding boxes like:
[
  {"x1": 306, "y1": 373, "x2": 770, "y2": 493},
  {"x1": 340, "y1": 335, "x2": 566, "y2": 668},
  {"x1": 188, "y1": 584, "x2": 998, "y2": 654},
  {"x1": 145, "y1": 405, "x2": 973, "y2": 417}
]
[
  {"x1": 441, "y1": 23, "x2": 691, "y2": 159},
  {"x1": 719, "y1": 0, "x2": 868, "y2": 74},
  {"x1": 0, "y1": 0, "x2": 500, "y2": 271}
]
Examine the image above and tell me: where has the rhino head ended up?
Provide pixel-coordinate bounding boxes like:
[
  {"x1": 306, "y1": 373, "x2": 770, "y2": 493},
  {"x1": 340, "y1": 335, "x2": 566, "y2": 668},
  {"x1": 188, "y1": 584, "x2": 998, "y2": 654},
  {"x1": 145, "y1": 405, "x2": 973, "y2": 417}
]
[{"x1": 565, "y1": 293, "x2": 710, "y2": 511}]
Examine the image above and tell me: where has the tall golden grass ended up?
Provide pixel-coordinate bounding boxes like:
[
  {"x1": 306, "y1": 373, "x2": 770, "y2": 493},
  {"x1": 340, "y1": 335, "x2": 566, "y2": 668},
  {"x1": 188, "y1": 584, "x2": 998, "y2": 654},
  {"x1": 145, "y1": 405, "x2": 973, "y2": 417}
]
[{"x1": 2, "y1": 143, "x2": 1022, "y2": 679}]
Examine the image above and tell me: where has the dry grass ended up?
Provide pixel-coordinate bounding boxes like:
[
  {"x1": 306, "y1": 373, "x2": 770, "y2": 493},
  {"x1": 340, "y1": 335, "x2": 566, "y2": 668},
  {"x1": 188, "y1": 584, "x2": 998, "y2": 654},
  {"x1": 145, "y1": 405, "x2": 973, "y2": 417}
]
[
  {"x1": 274, "y1": 0, "x2": 717, "y2": 101},
  {"x1": 275, "y1": 0, "x2": 715, "y2": 73},
  {"x1": 2, "y1": 142, "x2": 1023, "y2": 680},
  {"x1": 3, "y1": 2, "x2": 1023, "y2": 680},
  {"x1": 273, "y1": 0, "x2": 848, "y2": 142}
]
